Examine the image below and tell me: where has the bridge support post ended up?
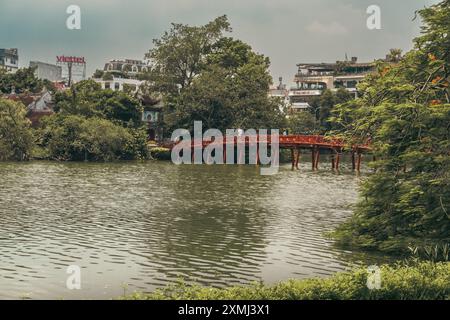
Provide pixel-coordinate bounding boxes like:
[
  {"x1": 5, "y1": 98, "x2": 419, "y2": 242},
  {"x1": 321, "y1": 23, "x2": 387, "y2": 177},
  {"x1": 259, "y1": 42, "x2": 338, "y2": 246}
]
[
  {"x1": 311, "y1": 148, "x2": 316, "y2": 171},
  {"x1": 314, "y1": 149, "x2": 320, "y2": 170},
  {"x1": 335, "y1": 152, "x2": 341, "y2": 171},
  {"x1": 291, "y1": 149, "x2": 295, "y2": 170},
  {"x1": 356, "y1": 152, "x2": 362, "y2": 172},
  {"x1": 331, "y1": 153, "x2": 336, "y2": 170},
  {"x1": 255, "y1": 143, "x2": 260, "y2": 166},
  {"x1": 295, "y1": 149, "x2": 300, "y2": 170},
  {"x1": 223, "y1": 145, "x2": 227, "y2": 164},
  {"x1": 351, "y1": 151, "x2": 356, "y2": 171}
]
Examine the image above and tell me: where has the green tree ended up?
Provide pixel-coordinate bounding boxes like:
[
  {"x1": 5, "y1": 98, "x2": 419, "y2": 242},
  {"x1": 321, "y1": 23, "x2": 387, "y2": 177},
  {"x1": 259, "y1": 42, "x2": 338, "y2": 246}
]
[
  {"x1": 54, "y1": 80, "x2": 143, "y2": 126},
  {"x1": 144, "y1": 15, "x2": 231, "y2": 95},
  {"x1": 310, "y1": 88, "x2": 353, "y2": 132},
  {"x1": 0, "y1": 67, "x2": 50, "y2": 94},
  {"x1": 288, "y1": 112, "x2": 316, "y2": 134},
  {"x1": 145, "y1": 17, "x2": 285, "y2": 133},
  {"x1": 0, "y1": 97, "x2": 34, "y2": 160},
  {"x1": 385, "y1": 48, "x2": 403, "y2": 63},
  {"x1": 168, "y1": 65, "x2": 234, "y2": 131},
  {"x1": 93, "y1": 69, "x2": 105, "y2": 78},
  {"x1": 39, "y1": 114, "x2": 148, "y2": 161},
  {"x1": 332, "y1": 0, "x2": 450, "y2": 254}
]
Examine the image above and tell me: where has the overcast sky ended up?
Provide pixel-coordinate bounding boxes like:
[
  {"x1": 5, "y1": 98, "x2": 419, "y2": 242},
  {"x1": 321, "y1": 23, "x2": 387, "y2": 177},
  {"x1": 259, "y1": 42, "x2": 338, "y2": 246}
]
[{"x1": 0, "y1": 0, "x2": 440, "y2": 84}]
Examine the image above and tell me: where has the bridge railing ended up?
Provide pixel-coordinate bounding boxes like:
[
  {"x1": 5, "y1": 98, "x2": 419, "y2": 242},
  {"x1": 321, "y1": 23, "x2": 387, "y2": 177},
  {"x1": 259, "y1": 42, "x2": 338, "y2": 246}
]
[{"x1": 164, "y1": 135, "x2": 371, "y2": 151}]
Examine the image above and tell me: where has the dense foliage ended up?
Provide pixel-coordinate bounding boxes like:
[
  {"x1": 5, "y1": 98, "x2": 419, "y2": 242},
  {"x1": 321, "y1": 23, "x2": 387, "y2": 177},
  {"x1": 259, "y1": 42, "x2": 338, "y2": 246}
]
[
  {"x1": 0, "y1": 67, "x2": 54, "y2": 94},
  {"x1": 38, "y1": 115, "x2": 148, "y2": 161},
  {"x1": 331, "y1": 0, "x2": 450, "y2": 254},
  {"x1": 310, "y1": 88, "x2": 353, "y2": 132},
  {"x1": 53, "y1": 80, "x2": 143, "y2": 127},
  {"x1": 149, "y1": 147, "x2": 171, "y2": 160},
  {"x1": 123, "y1": 262, "x2": 450, "y2": 300},
  {"x1": 144, "y1": 16, "x2": 285, "y2": 133},
  {"x1": 0, "y1": 98, "x2": 34, "y2": 160},
  {"x1": 287, "y1": 112, "x2": 316, "y2": 134},
  {"x1": 20, "y1": 79, "x2": 150, "y2": 161}
]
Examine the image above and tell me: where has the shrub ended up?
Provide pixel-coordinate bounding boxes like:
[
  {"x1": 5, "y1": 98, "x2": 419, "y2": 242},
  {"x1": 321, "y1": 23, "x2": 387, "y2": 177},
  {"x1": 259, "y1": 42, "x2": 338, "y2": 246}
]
[
  {"x1": 39, "y1": 114, "x2": 149, "y2": 161},
  {"x1": 149, "y1": 147, "x2": 171, "y2": 160},
  {"x1": 122, "y1": 262, "x2": 450, "y2": 300},
  {"x1": 0, "y1": 98, "x2": 34, "y2": 161}
]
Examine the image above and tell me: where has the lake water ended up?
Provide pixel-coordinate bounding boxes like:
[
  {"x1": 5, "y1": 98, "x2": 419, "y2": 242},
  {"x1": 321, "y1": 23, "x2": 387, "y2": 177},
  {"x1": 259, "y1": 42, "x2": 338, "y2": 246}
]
[{"x1": 0, "y1": 160, "x2": 391, "y2": 299}]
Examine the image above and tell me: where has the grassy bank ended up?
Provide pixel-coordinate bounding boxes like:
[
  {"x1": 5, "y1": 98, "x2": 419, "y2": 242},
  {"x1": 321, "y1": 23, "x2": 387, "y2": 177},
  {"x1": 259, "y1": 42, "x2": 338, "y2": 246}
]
[{"x1": 123, "y1": 262, "x2": 450, "y2": 300}]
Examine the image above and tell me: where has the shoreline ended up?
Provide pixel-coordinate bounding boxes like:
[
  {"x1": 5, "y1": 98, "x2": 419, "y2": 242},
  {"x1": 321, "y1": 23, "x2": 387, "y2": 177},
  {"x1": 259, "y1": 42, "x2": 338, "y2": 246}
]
[{"x1": 121, "y1": 262, "x2": 450, "y2": 300}]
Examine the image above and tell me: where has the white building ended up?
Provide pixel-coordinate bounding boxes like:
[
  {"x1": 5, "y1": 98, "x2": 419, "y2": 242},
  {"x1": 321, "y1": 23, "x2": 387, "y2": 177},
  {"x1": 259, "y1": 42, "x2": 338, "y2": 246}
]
[
  {"x1": 103, "y1": 59, "x2": 149, "y2": 76},
  {"x1": 95, "y1": 77, "x2": 143, "y2": 92},
  {"x1": 0, "y1": 48, "x2": 19, "y2": 73},
  {"x1": 289, "y1": 57, "x2": 374, "y2": 112},
  {"x1": 30, "y1": 61, "x2": 62, "y2": 82},
  {"x1": 93, "y1": 58, "x2": 149, "y2": 92},
  {"x1": 269, "y1": 77, "x2": 290, "y2": 111}
]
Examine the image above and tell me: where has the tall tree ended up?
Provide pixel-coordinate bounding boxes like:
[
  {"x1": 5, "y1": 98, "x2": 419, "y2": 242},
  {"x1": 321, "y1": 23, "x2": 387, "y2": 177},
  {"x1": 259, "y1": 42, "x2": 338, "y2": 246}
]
[
  {"x1": 145, "y1": 17, "x2": 285, "y2": 133},
  {"x1": 332, "y1": 0, "x2": 450, "y2": 255},
  {"x1": 144, "y1": 15, "x2": 231, "y2": 95}
]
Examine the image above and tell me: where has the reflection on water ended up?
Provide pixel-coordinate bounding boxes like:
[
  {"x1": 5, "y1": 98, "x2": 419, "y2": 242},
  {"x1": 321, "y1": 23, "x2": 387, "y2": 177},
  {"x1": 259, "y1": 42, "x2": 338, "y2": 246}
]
[{"x1": 0, "y1": 160, "x2": 391, "y2": 299}]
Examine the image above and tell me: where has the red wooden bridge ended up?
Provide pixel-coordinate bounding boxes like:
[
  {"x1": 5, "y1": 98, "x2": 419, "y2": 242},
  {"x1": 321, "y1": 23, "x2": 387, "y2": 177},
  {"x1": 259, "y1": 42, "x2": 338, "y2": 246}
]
[{"x1": 166, "y1": 135, "x2": 371, "y2": 171}]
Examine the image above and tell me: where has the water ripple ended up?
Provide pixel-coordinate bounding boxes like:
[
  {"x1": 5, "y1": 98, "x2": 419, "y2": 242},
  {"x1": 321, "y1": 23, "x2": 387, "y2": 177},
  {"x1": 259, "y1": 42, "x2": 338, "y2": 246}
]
[{"x1": 0, "y1": 160, "x2": 392, "y2": 299}]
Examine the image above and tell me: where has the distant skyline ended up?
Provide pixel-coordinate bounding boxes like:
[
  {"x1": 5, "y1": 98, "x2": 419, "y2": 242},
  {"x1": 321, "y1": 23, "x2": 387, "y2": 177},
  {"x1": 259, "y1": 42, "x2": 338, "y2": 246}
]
[{"x1": 0, "y1": 0, "x2": 439, "y2": 84}]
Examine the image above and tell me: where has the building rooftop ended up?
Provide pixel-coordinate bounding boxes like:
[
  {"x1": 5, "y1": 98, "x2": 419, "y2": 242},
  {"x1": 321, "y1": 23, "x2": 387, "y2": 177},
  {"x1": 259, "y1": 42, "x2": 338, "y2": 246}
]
[
  {"x1": 104, "y1": 58, "x2": 149, "y2": 75},
  {"x1": 0, "y1": 48, "x2": 18, "y2": 57}
]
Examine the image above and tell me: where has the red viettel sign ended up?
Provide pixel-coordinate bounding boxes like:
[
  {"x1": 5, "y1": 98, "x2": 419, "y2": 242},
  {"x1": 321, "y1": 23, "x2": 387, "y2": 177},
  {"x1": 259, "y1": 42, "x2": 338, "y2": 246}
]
[{"x1": 56, "y1": 56, "x2": 86, "y2": 64}]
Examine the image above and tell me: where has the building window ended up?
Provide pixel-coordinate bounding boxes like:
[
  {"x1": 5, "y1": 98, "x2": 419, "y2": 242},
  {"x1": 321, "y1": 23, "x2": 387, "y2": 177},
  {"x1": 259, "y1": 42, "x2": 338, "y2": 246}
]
[
  {"x1": 114, "y1": 82, "x2": 120, "y2": 90},
  {"x1": 347, "y1": 81, "x2": 357, "y2": 88},
  {"x1": 104, "y1": 82, "x2": 111, "y2": 89}
]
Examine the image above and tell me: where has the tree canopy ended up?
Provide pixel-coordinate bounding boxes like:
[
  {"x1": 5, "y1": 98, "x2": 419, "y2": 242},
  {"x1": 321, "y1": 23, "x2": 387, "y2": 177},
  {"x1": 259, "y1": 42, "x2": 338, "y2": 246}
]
[
  {"x1": 0, "y1": 67, "x2": 54, "y2": 94},
  {"x1": 144, "y1": 16, "x2": 285, "y2": 133},
  {"x1": 332, "y1": 0, "x2": 450, "y2": 255},
  {"x1": 38, "y1": 114, "x2": 148, "y2": 161},
  {"x1": 311, "y1": 88, "x2": 353, "y2": 132},
  {"x1": 144, "y1": 15, "x2": 231, "y2": 94},
  {"x1": 0, "y1": 97, "x2": 34, "y2": 161},
  {"x1": 54, "y1": 80, "x2": 143, "y2": 127}
]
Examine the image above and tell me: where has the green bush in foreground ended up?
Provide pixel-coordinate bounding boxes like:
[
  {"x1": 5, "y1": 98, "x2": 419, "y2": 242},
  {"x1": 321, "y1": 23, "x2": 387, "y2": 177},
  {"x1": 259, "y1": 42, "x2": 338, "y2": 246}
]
[
  {"x1": 149, "y1": 147, "x2": 171, "y2": 160},
  {"x1": 123, "y1": 262, "x2": 449, "y2": 300}
]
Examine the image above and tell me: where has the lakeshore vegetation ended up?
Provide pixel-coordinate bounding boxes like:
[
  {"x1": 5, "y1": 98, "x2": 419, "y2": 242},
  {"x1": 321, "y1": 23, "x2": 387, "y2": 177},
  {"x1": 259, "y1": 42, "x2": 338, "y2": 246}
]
[
  {"x1": 330, "y1": 0, "x2": 450, "y2": 257},
  {"x1": 123, "y1": 262, "x2": 450, "y2": 300},
  {"x1": 0, "y1": 0, "x2": 449, "y2": 299},
  {"x1": 0, "y1": 16, "x2": 285, "y2": 162}
]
